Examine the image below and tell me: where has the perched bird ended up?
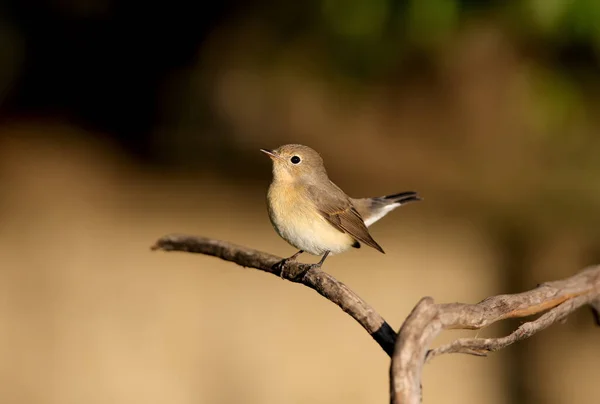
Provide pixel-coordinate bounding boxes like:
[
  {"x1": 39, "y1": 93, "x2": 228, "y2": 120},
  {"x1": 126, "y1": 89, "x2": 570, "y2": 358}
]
[{"x1": 261, "y1": 144, "x2": 420, "y2": 273}]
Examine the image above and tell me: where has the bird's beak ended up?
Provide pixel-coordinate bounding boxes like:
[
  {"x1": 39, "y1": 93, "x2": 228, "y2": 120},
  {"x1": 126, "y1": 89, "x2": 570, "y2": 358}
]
[{"x1": 260, "y1": 148, "x2": 280, "y2": 160}]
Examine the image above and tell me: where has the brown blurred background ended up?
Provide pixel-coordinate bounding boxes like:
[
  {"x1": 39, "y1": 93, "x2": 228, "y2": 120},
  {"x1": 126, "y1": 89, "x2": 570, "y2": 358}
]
[{"x1": 1, "y1": 1, "x2": 599, "y2": 403}]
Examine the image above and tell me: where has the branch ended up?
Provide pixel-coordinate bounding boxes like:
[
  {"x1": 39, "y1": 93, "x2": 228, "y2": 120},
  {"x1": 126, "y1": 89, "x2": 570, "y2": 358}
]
[
  {"x1": 591, "y1": 298, "x2": 600, "y2": 326},
  {"x1": 390, "y1": 265, "x2": 600, "y2": 404},
  {"x1": 151, "y1": 233, "x2": 397, "y2": 356},
  {"x1": 150, "y1": 234, "x2": 599, "y2": 404}
]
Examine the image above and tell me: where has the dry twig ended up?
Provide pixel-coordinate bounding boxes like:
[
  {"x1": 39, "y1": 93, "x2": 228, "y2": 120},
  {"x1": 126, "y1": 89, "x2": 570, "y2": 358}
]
[
  {"x1": 151, "y1": 234, "x2": 600, "y2": 404},
  {"x1": 151, "y1": 233, "x2": 397, "y2": 355}
]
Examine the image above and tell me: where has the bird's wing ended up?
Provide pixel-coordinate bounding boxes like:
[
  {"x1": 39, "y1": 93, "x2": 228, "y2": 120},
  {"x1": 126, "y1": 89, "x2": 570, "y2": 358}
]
[{"x1": 306, "y1": 182, "x2": 385, "y2": 254}]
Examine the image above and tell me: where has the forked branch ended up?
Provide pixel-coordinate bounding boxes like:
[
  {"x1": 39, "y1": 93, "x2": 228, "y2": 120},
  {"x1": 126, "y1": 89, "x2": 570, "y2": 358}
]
[
  {"x1": 390, "y1": 265, "x2": 600, "y2": 404},
  {"x1": 151, "y1": 234, "x2": 600, "y2": 404}
]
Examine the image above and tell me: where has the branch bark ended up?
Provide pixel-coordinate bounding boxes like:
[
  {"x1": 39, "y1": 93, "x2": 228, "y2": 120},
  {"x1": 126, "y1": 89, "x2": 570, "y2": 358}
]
[
  {"x1": 151, "y1": 234, "x2": 600, "y2": 404},
  {"x1": 151, "y1": 233, "x2": 397, "y2": 356},
  {"x1": 390, "y1": 265, "x2": 600, "y2": 404}
]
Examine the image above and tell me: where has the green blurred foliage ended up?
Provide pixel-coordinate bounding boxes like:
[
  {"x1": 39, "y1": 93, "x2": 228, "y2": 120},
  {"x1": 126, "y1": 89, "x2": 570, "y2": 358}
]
[
  {"x1": 405, "y1": 0, "x2": 459, "y2": 46},
  {"x1": 258, "y1": 0, "x2": 600, "y2": 78},
  {"x1": 2, "y1": 3, "x2": 600, "y2": 402}
]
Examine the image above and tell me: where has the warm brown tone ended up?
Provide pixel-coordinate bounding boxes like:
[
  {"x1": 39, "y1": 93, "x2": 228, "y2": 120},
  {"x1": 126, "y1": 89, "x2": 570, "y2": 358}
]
[
  {"x1": 151, "y1": 234, "x2": 600, "y2": 404},
  {"x1": 261, "y1": 144, "x2": 420, "y2": 259},
  {"x1": 152, "y1": 234, "x2": 397, "y2": 355},
  {"x1": 391, "y1": 267, "x2": 600, "y2": 404}
]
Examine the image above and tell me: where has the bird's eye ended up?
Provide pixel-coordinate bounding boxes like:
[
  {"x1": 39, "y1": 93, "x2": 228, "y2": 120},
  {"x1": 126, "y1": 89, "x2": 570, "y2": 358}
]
[{"x1": 290, "y1": 156, "x2": 301, "y2": 164}]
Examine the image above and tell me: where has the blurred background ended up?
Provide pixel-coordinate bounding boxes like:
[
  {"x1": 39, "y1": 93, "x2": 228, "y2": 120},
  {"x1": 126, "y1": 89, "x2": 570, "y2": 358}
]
[{"x1": 1, "y1": 1, "x2": 599, "y2": 403}]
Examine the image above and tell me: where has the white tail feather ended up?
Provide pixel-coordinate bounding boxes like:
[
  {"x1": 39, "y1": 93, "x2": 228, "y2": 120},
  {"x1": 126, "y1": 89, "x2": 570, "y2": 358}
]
[{"x1": 363, "y1": 203, "x2": 400, "y2": 227}]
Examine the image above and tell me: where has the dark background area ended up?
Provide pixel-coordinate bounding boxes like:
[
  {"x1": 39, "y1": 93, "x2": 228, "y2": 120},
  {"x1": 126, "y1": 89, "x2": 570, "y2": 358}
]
[
  {"x1": 3, "y1": 1, "x2": 600, "y2": 164},
  {"x1": 1, "y1": 1, "x2": 599, "y2": 403}
]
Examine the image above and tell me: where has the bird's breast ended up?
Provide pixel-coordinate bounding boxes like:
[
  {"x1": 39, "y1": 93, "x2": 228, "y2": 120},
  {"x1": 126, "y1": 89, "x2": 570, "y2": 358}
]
[{"x1": 267, "y1": 182, "x2": 354, "y2": 255}]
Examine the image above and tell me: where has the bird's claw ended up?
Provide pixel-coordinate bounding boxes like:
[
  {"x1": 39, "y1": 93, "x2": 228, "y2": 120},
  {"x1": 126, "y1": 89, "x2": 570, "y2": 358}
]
[
  {"x1": 306, "y1": 263, "x2": 322, "y2": 271},
  {"x1": 273, "y1": 259, "x2": 293, "y2": 278},
  {"x1": 273, "y1": 259, "x2": 319, "y2": 280}
]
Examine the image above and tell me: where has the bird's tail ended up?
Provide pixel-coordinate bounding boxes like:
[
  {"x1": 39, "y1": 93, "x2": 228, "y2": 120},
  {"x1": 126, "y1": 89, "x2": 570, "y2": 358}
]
[
  {"x1": 351, "y1": 191, "x2": 421, "y2": 227},
  {"x1": 381, "y1": 191, "x2": 421, "y2": 205}
]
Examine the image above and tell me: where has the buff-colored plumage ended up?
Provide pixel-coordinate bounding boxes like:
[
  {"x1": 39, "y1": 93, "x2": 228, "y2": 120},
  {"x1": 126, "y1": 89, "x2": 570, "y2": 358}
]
[
  {"x1": 267, "y1": 181, "x2": 356, "y2": 255},
  {"x1": 261, "y1": 144, "x2": 420, "y2": 268}
]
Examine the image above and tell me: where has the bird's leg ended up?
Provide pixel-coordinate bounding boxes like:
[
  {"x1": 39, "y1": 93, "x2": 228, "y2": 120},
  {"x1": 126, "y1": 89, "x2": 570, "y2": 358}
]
[
  {"x1": 309, "y1": 251, "x2": 330, "y2": 270},
  {"x1": 274, "y1": 250, "x2": 304, "y2": 278},
  {"x1": 288, "y1": 250, "x2": 305, "y2": 261}
]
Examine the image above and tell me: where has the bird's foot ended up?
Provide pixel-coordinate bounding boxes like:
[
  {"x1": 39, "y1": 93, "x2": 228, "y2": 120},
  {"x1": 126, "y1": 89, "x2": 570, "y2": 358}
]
[
  {"x1": 306, "y1": 262, "x2": 323, "y2": 271},
  {"x1": 277, "y1": 251, "x2": 329, "y2": 280},
  {"x1": 273, "y1": 258, "x2": 291, "y2": 278},
  {"x1": 290, "y1": 263, "x2": 322, "y2": 281},
  {"x1": 274, "y1": 259, "x2": 318, "y2": 280},
  {"x1": 273, "y1": 250, "x2": 304, "y2": 279}
]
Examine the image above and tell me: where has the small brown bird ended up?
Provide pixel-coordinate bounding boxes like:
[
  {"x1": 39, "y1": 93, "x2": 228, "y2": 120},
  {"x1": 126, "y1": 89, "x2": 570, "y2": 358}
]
[{"x1": 261, "y1": 144, "x2": 420, "y2": 272}]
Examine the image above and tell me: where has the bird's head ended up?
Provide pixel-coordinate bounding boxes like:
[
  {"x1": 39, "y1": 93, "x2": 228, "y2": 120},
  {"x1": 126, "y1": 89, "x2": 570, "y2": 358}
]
[{"x1": 260, "y1": 144, "x2": 327, "y2": 184}]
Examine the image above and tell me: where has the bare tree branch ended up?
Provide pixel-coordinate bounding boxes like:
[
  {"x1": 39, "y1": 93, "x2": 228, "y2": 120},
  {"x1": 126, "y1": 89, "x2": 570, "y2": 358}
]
[
  {"x1": 151, "y1": 233, "x2": 397, "y2": 356},
  {"x1": 150, "y1": 234, "x2": 599, "y2": 404},
  {"x1": 591, "y1": 298, "x2": 600, "y2": 326},
  {"x1": 390, "y1": 297, "x2": 440, "y2": 404},
  {"x1": 426, "y1": 293, "x2": 592, "y2": 359},
  {"x1": 390, "y1": 265, "x2": 600, "y2": 404}
]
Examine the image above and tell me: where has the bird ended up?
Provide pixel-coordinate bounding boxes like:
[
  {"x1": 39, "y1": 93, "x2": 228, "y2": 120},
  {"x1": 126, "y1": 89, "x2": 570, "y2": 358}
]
[{"x1": 260, "y1": 144, "x2": 421, "y2": 275}]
